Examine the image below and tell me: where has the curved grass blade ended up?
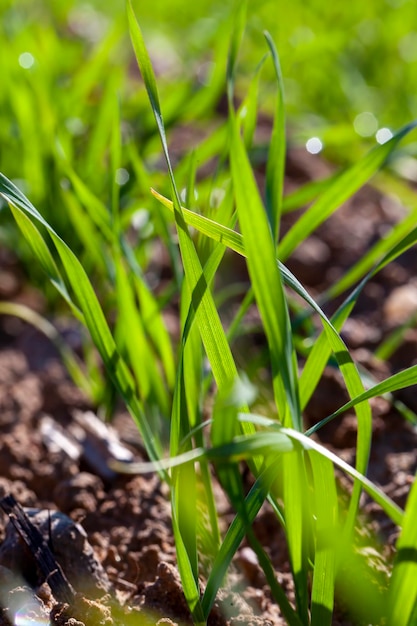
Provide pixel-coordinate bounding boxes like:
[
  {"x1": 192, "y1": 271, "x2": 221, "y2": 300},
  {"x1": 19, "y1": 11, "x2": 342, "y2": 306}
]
[
  {"x1": 151, "y1": 191, "x2": 371, "y2": 495},
  {"x1": 306, "y1": 363, "x2": 417, "y2": 436},
  {"x1": 324, "y1": 204, "x2": 417, "y2": 301},
  {"x1": 126, "y1": 4, "x2": 249, "y2": 621},
  {"x1": 127, "y1": 0, "x2": 238, "y2": 392},
  {"x1": 279, "y1": 121, "x2": 417, "y2": 261},
  {"x1": 7, "y1": 199, "x2": 76, "y2": 315},
  {"x1": 0, "y1": 173, "x2": 163, "y2": 468}
]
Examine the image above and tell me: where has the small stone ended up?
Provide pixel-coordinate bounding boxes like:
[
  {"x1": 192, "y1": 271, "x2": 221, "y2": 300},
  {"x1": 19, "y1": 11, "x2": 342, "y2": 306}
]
[{"x1": 384, "y1": 285, "x2": 417, "y2": 327}]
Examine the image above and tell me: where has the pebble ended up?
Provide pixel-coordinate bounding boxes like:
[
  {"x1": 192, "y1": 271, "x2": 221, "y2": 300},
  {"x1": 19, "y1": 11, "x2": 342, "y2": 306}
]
[{"x1": 384, "y1": 284, "x2": 417, "y2": 327}]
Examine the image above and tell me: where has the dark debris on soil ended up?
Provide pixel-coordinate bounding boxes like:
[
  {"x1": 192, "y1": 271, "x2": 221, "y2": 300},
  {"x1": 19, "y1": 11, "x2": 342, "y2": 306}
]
[{"x1": 0, "y1": 147, "x2": 417, "y2": 625}]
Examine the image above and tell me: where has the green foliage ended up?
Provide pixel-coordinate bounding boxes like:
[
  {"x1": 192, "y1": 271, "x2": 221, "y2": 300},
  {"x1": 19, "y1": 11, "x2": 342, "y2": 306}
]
[{"x1": 2, "y1": 1, "x2": 417, "y2": 625}]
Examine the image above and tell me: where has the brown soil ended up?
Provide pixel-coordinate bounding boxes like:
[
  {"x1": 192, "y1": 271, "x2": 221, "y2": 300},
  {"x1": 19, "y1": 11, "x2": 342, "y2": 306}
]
[{"x1": 0, "y1": 147, "x2": 416, "y2": 625}]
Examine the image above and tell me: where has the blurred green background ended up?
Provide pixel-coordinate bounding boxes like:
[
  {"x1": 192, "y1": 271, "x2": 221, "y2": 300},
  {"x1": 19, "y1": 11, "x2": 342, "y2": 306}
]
[{"x1": 1, "y1": 0, "x2": 417, "y2": 257}]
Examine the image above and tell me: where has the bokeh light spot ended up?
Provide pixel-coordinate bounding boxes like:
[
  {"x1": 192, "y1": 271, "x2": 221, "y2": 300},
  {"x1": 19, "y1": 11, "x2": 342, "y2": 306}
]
[
  {"x1": 18, "y1": 52, "x2": 35, "y2": 69},
  {"x1": 115, "y1": 168, "x2": 130, "y2": 186},
  {"x1": 354, "y1": 112, "x2": 378, "y2": 137},
  {"x1": 376, "y1": 127, "x2": 393, "y2": 144},
  {"x1": 306, "y1": 137, "x2": 323, "y2": 154}
]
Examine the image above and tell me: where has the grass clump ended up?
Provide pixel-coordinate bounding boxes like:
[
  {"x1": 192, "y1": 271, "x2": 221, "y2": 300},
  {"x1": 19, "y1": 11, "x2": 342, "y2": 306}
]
[{"x1": 2, "y1": 1, "x2": 417, "y2": 625}]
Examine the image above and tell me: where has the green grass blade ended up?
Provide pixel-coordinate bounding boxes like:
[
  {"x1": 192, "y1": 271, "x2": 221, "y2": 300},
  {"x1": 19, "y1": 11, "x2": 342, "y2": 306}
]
[
  {"x1": 309, "y1": 451, "x2": 337, "y2": 626},
  {"x1": 126, "y1": 6, "x2": 251, "y2": 621},
  {"x1": 201, "y1": 462, "x2": 303, "y2": 626},
  {"x1": 61, "y1": 189, "x2": 108, "y2": 274},
  {"x1": 8, "y1": 202, "x2": 78, "y2": 315},
  {"x1": 324, "y1": 204, "x2": 417, "y2": 300},
  {"x1": 170, "y1": 343, "x2": 204, "y2": 623},
  {"x1": 152, "y1": 192, "x2": 372, "y2": 505},
  {"x1": 306, "y1": 363, "x2": 417, "y2": 436},
  {"x1": 264, "y1": 31, "x2": 286, "y2": 242},
  {"x1": 279, "y1": 121, "x2": 417, "y2": 261},
  {"x1": 226, "y1": 0, "x2": 248, "y2": 101},
  {"x1": 120, "y1": 238, "x2": 176, "y2": 390},
  {"x1": 114, "y1": 253, "x2": 169, "y2": 413},
  {"x1": 388, "y1": 477, "x2": 417, "y2": 626},
  {"x1": 59, "y1": 163, "x2": 114, "y2": 242},
  {"x1": 127, "y1": 0, "x2": 238, "y2": 391},
  {"x1": 0, "y1": 173, "x2": 163, "y2": 467},
  {"x1": 229, "y1": 109, "x2": 301, "y2": 429},
  {"x1": 283, "y1": 450, "x2": 310, "y2": 623}
]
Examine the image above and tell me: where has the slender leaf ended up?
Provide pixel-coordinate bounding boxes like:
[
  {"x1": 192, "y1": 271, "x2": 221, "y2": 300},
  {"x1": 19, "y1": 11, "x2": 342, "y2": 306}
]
[
  {"x1": 229, "y1": 108, "x2": 300, "y2": 428},
  {"x1": 264, "y1": 31, "x2": 286, "y2": 242},
  {"x1": 279, "y1": 121, "x2": 417, "y2": 261},
  {"x1": 388, "y1": 477, "x2": 417, "y2": 626}
]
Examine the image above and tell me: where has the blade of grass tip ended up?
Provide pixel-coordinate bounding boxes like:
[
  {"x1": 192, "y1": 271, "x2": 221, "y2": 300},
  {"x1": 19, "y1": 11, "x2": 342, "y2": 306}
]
[
  {"x1": 264, "y1": 31, "x2": 286, "y2": 242},
  {"x1": 226, "y1": 0, "x2": 248, "y2": 102},
  {"x1": 127, "y1": 141, "x2": 183, "y2": 288},
  {"x1": 388, "y1": 476, "x2": 417, "y2": 626},
  {"x1": 279, "y1": 121, "x2": 417, "y2": 261},
  {"x1": 110, "y1": 92, "x2": 122, "y2": 228},
  {"x1": 127, "y1": 0, "x2": 239, "y2": 393},
  {"x1": 239, "y1": 53, "x2": 267, "y2": 150},
  {"x1": 306, "y1": 363, "x2": 417, "y2": 437},
  {"x1": 324, "y1": 204, "x2": 417, "y2": 301},
  {"x1": 229, "y1": 108, "x2": 301, "y2": 429}
]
